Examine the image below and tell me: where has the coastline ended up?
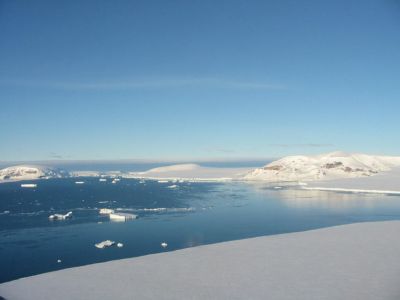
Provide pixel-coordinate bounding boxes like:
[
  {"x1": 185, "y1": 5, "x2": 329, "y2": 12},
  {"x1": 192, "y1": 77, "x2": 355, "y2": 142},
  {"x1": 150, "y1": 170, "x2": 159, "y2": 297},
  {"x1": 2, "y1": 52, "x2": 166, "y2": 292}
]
[
  {"x1": 1, "y1": 165, "x2": 400, "y2": 195},
  {"x1": 1, "y1": 221, "x2": 400, "y2": 299},
  {"x1": 303, "y1": 186, "x2": 400, "y2": 195}
]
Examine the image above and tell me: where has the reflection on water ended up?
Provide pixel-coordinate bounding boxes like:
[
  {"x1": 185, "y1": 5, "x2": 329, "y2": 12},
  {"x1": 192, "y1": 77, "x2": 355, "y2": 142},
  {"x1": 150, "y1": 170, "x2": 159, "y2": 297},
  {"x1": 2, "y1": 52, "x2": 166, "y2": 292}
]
[{"x1": 0, "y1": 178, "x2": 400, "y2": 283}]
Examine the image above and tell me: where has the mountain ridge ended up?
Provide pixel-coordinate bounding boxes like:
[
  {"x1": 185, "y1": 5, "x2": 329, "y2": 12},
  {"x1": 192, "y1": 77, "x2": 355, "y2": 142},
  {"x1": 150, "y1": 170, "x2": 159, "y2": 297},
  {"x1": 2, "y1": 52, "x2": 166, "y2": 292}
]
[{"x1": 244, "y1": 151, "x2": 400, "y2": 182}]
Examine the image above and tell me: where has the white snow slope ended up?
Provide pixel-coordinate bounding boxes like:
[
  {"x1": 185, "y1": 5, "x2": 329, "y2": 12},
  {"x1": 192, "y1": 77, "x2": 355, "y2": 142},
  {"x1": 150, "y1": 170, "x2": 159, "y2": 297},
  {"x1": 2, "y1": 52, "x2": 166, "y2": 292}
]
[
  {"x1": 1, "y1": 221, "x2": 400, "y2": 300},
  {"x1": 0, "y1": 165, "x2": 69, "y2": 182},
  {"x1": 244, "y1": 151, "x2": 400, "y2": 182},
  {"x1": 130, "y1": 164, "x2": 250, "y2": 180}
]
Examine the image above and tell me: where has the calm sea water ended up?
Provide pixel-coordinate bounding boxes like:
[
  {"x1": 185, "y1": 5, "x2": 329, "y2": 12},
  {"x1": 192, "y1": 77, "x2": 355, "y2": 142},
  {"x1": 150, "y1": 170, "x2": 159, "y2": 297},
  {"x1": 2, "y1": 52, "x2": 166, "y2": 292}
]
[{"x1": 1, "y1": 177, "x2": 400, "y2": 283}]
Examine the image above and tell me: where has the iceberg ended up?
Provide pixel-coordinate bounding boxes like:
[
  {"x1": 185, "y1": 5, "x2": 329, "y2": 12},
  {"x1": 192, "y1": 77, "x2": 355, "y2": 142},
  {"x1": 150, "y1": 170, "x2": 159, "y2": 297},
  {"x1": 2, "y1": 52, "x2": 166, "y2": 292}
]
[
  {"x1": 99, "y1": 208, "x2": 115, "y2": 215},
  {"x1": 109, "y1": 212, "x2": 137, "y2": 221},
  {"x1": 21, "y1": 183, "x2": 37, "y2": 188},
  {"x1": 49, "y1": 211, "x2": 72, "y2": 220},
  {"x1": 95, "y1": 240, "x2": 115, "y2": 249}
]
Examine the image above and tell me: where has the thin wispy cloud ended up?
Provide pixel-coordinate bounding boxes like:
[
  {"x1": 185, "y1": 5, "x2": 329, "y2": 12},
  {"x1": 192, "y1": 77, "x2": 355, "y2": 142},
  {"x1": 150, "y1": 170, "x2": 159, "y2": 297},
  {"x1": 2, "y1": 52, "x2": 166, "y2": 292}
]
[
  {"x1": 0, "y1": 77, "x2": 286, "y2": 91},
  {"x1": 268, "y1": 143, "x2": 335, "y2": 148},
  {"x1": 204, "y1": 147, "x2": 237, "y2": 154},
  {"x1": 48, "y1": 152, "x2": 72, "y2": 159}
]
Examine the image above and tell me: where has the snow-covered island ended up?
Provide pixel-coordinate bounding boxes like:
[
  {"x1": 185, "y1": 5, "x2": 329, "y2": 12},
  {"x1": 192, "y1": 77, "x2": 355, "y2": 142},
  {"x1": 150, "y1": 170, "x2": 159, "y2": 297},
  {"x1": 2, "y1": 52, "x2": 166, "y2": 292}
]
[
  {"x1": 0, "y1": 165, "x2": 69, "y2": 182},
  {"x1": 2, "y1": 151, "x2": 400, "y2": 193},
  {"x1": 127, "y1": 163, "x2": 249, "y2": 181},
  {"x1": 245, "y1": 151, "x2": 400, "y2": 181},
  {"x1": 244, "y1": 151, "x2": 400, "y2": 194}
]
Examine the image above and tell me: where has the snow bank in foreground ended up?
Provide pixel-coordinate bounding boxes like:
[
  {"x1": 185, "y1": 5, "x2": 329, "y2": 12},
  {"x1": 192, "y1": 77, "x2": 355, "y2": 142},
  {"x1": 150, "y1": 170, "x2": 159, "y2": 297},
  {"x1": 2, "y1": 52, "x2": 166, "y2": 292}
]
[{"x1": 1, "y1": 221, "x2": 400, "y2": 300}]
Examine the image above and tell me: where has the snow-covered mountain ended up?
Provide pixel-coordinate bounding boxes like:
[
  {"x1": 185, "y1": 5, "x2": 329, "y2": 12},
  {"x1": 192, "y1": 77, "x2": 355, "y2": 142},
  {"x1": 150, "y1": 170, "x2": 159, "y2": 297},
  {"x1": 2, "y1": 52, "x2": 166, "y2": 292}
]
[
  {"x1": 0, "y1": 165, "x2": 69, "y2": 181},
  {"x1": 244, "y1": 151, "x2": 400, "y2": 182},
  {"x1": 129, "y1": 163, "x2": 248, "y2": 180},
  {"x1": 142, "y1": 164, "x2": 200, "y2": 174}
]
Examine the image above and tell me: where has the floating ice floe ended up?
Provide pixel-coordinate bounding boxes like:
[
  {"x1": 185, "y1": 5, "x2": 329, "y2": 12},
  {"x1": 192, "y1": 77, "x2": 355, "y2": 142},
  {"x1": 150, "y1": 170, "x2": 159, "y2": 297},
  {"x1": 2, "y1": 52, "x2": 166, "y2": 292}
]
[
  {"x1": 167, "y1": 185, "x2": 178, "y2": 189},
  {"x1": 274, "y1": 186, "x2": 282, "y2": 189},
  {"x1": 75, "y1": 181, "x2": 85, "y2": 184},
  {"x1": 158, "y1": 180, "x2": 169, "y2": 183},
  {"x1": 21, "y1": 183, "x2": 37, "y2": 188},
  {"x1": 49, "y1": 211, "x2": 73, "y2": 220},
  {"x1": 161, "y1": 242, "x2": 168, "y2": 248},
  {"x1": 95, "y1": 240, "x2": 115, "y2": 249},
  {"x1": 99, "y1": 178, "x2": 107, "y2": 182},
  {"x1": 109, "y1": 212, "x2": 137, "y2": 222},
  {"x1": 99, "y1": 208, "x2": 115, "y2": 215},
  {"x1": 57, "y1": 259, "x2": 62, "y2": 263},
  {"x1": 142, "y1": 208, "x2": 168, "y2": 212},
  {"x1": 117, "y1": 243, "x2": 124, "y2": 248}
]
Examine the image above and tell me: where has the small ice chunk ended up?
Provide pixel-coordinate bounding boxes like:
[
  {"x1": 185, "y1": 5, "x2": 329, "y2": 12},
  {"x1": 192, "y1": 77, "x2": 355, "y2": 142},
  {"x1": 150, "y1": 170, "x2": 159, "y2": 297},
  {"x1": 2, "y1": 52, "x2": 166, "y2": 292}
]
[
  {"x1": 109, "y1": 212, "x2": 137, "y2": 222},
  {"x1": 75, "y1": 181, "x2": 85, "y2": 184},
  {"x1": 95, "y1": 240, "x2": 115, "y2": 249},
  {"x1": 117, "y1": 243, "x2": 124, "y2": 248},
  {"x1": 49, "y1": 211, "x2": 72, "y2": 220},
  {"x1": 167, "y1": 185, "x2": 178, "y2": 189},
  {"x1": 57, "y1": 259, "x2": 62, "y2": 263},
  {"x1": 158, "y1": 180, "x2": 169, "y2": 183},
  {"x1": 99, "y1": 208, "x2": 115, "y2": 215},
  {"x1": 21, "y1": 183, "x2": 37, "y2": 188},
  {"x1": 161, "y1": 242, "x2": 168, "y2": 248},
  {"x1": 99, "y1": 178, "x2": 107, "y2": 182}
]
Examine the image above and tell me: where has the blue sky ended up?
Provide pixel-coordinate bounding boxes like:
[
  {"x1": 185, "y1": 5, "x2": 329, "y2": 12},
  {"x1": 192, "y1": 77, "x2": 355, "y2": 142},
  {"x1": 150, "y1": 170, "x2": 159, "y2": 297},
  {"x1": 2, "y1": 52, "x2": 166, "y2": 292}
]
[{"x1": 1, "y1": 0, "x2": 399, "y2": 161}]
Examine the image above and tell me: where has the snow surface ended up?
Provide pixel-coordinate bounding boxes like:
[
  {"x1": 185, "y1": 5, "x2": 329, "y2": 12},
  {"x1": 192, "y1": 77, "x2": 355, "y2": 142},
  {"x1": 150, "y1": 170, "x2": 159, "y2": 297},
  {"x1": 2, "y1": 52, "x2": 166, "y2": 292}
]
[
  {"x1": 304, "y1": 167, "x2": 400, "y2": 194},
  {"x1": 244, "y1": 151, "x2": 400, "y2": 182},
  {"x1": 1, "y1": 221, "x2": 400, "y2": 299},
  {"x1": 129, "y1": 164, "x2": 250, "y2": 181},
  {"x1": 0, "y1": 165, "x2": 69, "y2": 182}
]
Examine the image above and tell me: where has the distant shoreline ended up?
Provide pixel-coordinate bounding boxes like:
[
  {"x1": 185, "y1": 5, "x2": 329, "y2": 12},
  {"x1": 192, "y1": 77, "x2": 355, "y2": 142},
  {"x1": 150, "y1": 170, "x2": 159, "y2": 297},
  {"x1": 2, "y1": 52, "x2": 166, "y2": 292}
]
[{"x1": 2, "y1": 173, "x2": 400, "y2": 195}]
